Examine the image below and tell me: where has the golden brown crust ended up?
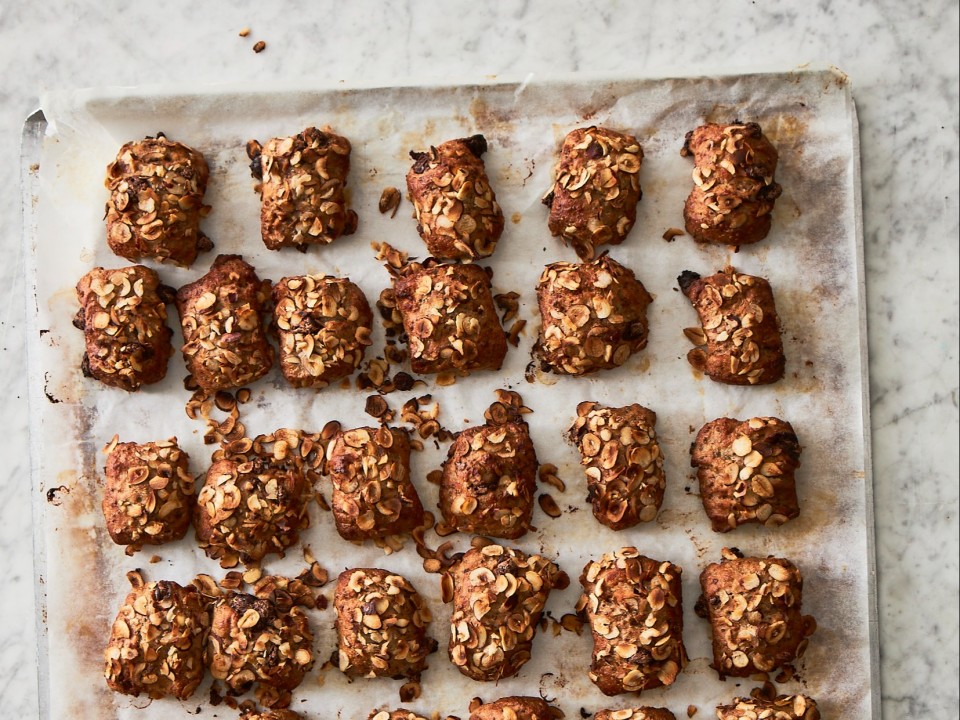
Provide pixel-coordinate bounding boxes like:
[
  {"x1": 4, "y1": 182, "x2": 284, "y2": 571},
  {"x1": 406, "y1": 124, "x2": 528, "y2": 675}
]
[
  {"x1": 469, "y1": 697, "x2": 561, "y2": 720},
  {"x1": 250, "y1": 126, "x2": 357, "y2": 250},
  {"x1": 535, "y1": 256, "x2": 652, "y2": 376},
  {"x1": 327, "y1": 427, "x2": 424, "y2": 541},
  {"x1": 681, "y1": 122, "x2": 781, "y2": 246},
  {"x1": 679, "y1": 267, "x2": 784, "y2": 386},
  {"x1": 104, "y1": 579, "x2": 209, "y2": 700},
  {"x1": 594, "y1": 709, "x2": 676, "y2": 720},
  {"x1": 104, "y1": 135, "x2": 211, "y2": 266},
  {"x1": 440, "y1": 420, "x2": 538, "y2": 539},
  {"x1": 697, "y1": 550, "x2": 817, "y2": 678},
  {"x1": 176, "y1": 254, "x2": 274, "y2": 392},
  {"x1": 74, "y1": 265, "x2": 173, "y2": 391},
  {"x1": 578, "y1": 549, "x2": 686, "y2": 695},
  {"x1": 394, "y1": 262, "x2": 507, "y2": 375},
  {"x1": 334, "y1": 568, "x2": 436, "y2": 679},
  {"x1": 716, "y1": 694, "x2": 820, "y2": 720},
  {"x1": 444, "y1": 544, "x2": 566, "y2": 682},
  {"x1": 407, "y1": 135, "x2": 504, "y2": 261},
  {"x1": 568, "y1": 402, "x2": 665, "y2": 530},
  {"x1": 208, "y1": 592, "x2": 314, "y2": 693},
  {"x1": 544, "y1": 126, "x2": 643, "y2": 260},
  {"x1": 101, "y1": 436, "x2": 195, "y2": 550},
  {"x1": 194, "y1": 430, "x2": 316, "y2": 567},
  {"x1": 272, "y1": 274, "x2": 373, "y2": 388},
  {"x1": 691, "y1": 417, "x2": 801, "y2": 532}
]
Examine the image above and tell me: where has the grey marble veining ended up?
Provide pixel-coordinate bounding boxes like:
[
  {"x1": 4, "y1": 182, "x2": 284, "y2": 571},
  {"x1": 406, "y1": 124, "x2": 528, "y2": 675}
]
[{"x1": 0, "y1": 1, "x2": 957, "y2": 717}]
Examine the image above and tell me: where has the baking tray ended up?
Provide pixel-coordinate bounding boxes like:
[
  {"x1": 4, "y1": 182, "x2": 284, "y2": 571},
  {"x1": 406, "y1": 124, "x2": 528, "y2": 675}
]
[{"x1": 22, "y1": 69, "x2": 878, "y2": 719}]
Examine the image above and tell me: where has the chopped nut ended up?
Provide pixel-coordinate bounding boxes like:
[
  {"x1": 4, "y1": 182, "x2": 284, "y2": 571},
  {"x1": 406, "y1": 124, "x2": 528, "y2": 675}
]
[
  {"x1": 379, "y1": 186, "x2": 402, "y2": 217},
  {"x1": 538, "y1": 493, "x2": 562, "y2": 518},
  {"x1": 253, "y1": 40, "x2": 266, "y2": 53}
]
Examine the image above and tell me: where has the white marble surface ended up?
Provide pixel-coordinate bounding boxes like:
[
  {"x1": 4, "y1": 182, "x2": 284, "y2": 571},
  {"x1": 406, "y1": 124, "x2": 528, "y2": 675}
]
[{"x1": 0, "y1": 1, "x2": 956, "y2": 718}]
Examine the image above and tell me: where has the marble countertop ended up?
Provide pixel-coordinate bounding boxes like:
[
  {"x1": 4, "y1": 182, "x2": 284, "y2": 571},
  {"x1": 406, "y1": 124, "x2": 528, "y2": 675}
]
[{"x1": 1, "y1": 1, "x2": 956, "y2": 718}]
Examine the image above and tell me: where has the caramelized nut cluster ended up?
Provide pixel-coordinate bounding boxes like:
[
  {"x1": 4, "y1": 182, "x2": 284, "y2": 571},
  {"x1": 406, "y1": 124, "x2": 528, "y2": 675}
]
[
  {"x1": 74, "y1": 265, "x2": 173, "y2": 391},
  {"x1": 104, "y1": 577, "x2": 209, "y2": 700},
  {"x1": 176, "y1": 254, "x2": 274, "y2": 392},
  {"x1": 577, "y1": 548, "x2": 687, "y2": 695},
  {"x1": 692, "y1": 417, "x2": 802, "y2": 532},
  {"x1": 104, "y1": 135, "x2": 212, "y2": 266},
  {"x1": 536, "y1": 256, "x2": 652, "y2": 376},
  {"x1": 443, "y1": 544, "x2": 567, "y2": 681},
  {"x1": 208, "y1": 592, "x2": 314, "y2": 693},
  {"x1": 394, "y1": 262, "x2": 507, "y2": 376},
  {"x1": 681, "y1": 122, "x2": 782, "y2": 246},
  {"x1": 569, "y1": 402, "x2": 666, "y2": 530},
  {"x1": 679, "y1": 267, "x2": 784, "y2": 386},
  {"x1": 194, "y1": 430, "x2": 320, "y2": 567},
  {"x1": 327, "y1": 427, "x2": 425, "y2": 541},
  {"x1": 102, "y1": 436, "x2": 195, "y2": 552},
  {"x1": 716, "y1": 694, "x2": 820, "y2": 720},
  {"x1": 249, "y1": 126, "x2": 357, "y2": 250},
  {"x1": 334, "y1": 568, "x2": 436, "y2": 679},
  {"x1": 544, "y1": 126, "x2": 644, "y2": 260},
  {"x1": 407, "y1": 135, "x2": 504, "y2": 261},
  {"x1": 272, "y1": 274, "x2": 373, "y2": 388},
  {"x1": 697, "y1": 549, "x2": 817, "y2": 678}
]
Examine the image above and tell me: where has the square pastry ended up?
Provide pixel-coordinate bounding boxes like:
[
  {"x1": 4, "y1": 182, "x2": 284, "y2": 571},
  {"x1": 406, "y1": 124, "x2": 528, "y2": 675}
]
[
  {"x1": 535, "y1": 256, "x2": 651, "y2": 376},
  {"x1": 394, "y1": 262, "x2": 507, "y2": 376},
  {"x1": 327, "y1": 426, "x2": 424, "y2": 541},
  {"x1": 692, "y1": 416, "x2": 801, "y2": 532},
  {"x1": 697, "y1": 549, "x2": 817, "y2": 678}
]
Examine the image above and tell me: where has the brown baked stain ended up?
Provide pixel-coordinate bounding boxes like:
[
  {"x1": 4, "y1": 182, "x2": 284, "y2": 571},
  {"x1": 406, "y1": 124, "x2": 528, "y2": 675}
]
[
  {"x1": 574, "y1": 87, "x2": 620, "y2": 122},
  {"x1": 765, "y1": 114, "x2": 810, "y2": 154},
  {"x1": 398, "y1": 119, "x2": 439, "y2": 163},
  {"x1": 511, "y1": 212, "x2": 523, "y2": 225},
  {"x1": 469, "y1": 97, "x2": 517, "y2": 147}
]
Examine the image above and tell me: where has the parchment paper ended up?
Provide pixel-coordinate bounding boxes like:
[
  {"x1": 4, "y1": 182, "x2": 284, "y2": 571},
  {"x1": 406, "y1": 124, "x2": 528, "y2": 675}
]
[{"x1": 27, "y1": 70, "x2": 873, "y2": 720}]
